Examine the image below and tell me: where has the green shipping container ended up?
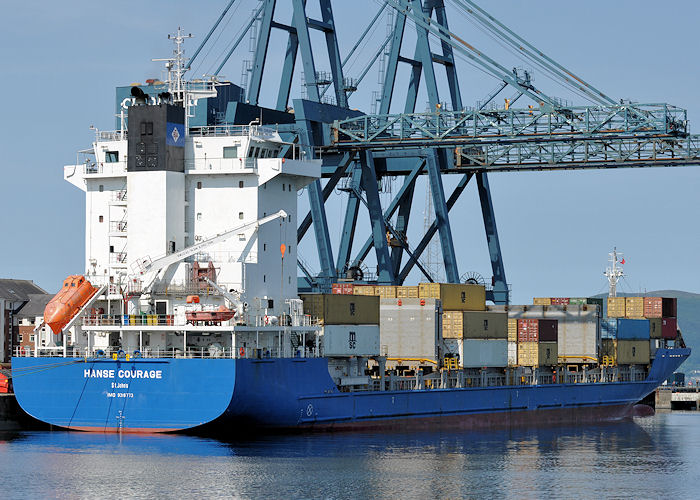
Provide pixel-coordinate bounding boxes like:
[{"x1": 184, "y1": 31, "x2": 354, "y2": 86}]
[
  {"x1": 462, "y1": 311, "x2": 508, "y2": 339},
  {"x1": 616, "y1": 340, "x2": 650, "y2": 365},
  {"x1": 300, "y1": 294, "x2": 379, "y2": 325}
]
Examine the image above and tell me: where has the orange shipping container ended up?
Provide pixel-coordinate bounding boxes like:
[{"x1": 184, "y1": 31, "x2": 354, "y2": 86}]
[{"x1": 643, "y1": 297, "x2": 663, "y2": 318}]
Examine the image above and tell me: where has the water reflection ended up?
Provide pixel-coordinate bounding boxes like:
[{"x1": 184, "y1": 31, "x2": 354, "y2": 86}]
[{"x1": 0, "y1": 414, "x2": 698, "y2": 499}]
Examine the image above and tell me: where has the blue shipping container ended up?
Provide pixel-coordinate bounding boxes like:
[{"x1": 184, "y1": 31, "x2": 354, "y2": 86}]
[
  {"x1": 617, "y1": 319, "x2": 650, "y2": 340},
  {"x1": 601, "y1": 318, "x2": 617, "y2": 339}
]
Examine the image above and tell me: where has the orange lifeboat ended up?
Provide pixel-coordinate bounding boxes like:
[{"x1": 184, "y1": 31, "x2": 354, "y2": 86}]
[{"x1": 44, "y1": 275, "x2": 98, "y2": 334}]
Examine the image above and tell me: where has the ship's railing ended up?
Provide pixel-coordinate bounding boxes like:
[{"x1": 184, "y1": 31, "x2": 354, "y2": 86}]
[
  {"x1": 82, "y1": 314, "x2": 177, "y2": 327},
  {"x1": 15, "y1": 344, "x2": 321, "y2": 360},
  {"x1": 185, "y1": 157, "x2": 258, "y2": 172},
  {"x1": 188, "y1": 124, "x2": 279, "y2": 138},
  {"x1": 82, "y1": 160, "x2": 127, "y2": 176},
  {"x1": 96, "y1": 130, "x2": 126, "y2": 142}
]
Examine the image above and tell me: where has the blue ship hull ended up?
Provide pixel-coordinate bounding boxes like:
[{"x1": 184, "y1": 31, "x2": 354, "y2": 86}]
[{"x1": 11, "y1": 348, "x2": 689, "y2": 433}]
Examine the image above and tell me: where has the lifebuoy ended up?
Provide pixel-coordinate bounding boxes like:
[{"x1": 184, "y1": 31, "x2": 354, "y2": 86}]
[
  {"x1": 239, "y1": 347, "x2": 245, "y2": 357},
  {"x1": 263, "y1": 315, "x2": 270, "y2": 326}
]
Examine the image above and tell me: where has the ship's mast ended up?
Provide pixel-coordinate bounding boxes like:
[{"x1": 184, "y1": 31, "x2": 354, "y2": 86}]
[
  {"x1": 153, "y1": 27, "x2": 192, "y2": 105},
  {"x1": 604, "y1": 247, "x2": 624, "y2": 297}
]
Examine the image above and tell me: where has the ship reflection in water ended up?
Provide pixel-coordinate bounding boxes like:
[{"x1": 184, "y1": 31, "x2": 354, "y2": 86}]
[{"x1": 0, "y1": 413, "x2": 698, "y2": 498}]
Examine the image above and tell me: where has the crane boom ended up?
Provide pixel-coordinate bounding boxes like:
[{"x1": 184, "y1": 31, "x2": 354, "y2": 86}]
[{"x1": 136, "y1": 210, "x2": 287, "y2": 293}]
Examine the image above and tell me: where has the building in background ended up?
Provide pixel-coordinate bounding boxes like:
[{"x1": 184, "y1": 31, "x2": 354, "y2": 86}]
[{"x1": 0, "y1": 280, "x2": 48, "y2": 363}]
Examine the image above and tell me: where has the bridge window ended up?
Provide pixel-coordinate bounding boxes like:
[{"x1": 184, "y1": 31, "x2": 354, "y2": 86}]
[
  {"x1": 105, "y1": 151, "x2": 119, "y2": 163},
  {"x1": 99, "y1": 185, "x2": 104, "y2": 192},
  {"x1": 197, "y1": 181, "x2": 202, "y2": 189},
  {"x1": 239, "y1": 212, "x2": 244, "y2": 220},
  {"x1": 99, "y1": 215, "x2": 104, "y2": 223}
]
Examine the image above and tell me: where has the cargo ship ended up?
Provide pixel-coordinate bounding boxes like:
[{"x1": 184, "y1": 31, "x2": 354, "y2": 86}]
[{"x1": 11, "y1": 35, "x2": 690, "y2": 433}]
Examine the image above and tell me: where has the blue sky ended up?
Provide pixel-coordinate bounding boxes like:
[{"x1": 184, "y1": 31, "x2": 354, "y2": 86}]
[{"x1": 1, "y1": 1, "x2": 699, "y2": 302}]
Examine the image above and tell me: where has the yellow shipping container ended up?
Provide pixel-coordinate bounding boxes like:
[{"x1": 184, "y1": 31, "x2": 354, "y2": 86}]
[
  {"x1": 533, "y1": 297, "x2": 551, "y2": 305},
  {"x1": 419, "y1": 283, "x2": 486, "y2": 311},
  {"x1": 396, "y1": 286, "x2": 419, "y2": 298},
  {"x1": 507, "y1": 318, "x2": 518, "y2": 342},
  {"x1": 353, "y1": 285, "x2": 376, "y2": 296},
  {"x1": 441, "y1": 311, "x2": 464, "y2": 339},
  {"x1": 517, "y1": 342, "x2": 538, "y2": 366},
  {"x1": 625, "y1": 296, "x2": 645, "y2": 318},
  {"x1": 607, "y1": 297, "x2": 626, "y2": 318},
  {"x1": 375, "y1": 286, "x2": 397, "y2": 299}
]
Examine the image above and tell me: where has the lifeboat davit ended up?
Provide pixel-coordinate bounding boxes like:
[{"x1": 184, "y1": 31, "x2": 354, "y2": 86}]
[{"x1": 44, "y1": 275, "x2": 98, "y2": 334}]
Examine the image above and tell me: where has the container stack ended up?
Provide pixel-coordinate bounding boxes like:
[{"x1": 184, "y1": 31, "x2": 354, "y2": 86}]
[
  {"x1": 602, "y1": 296, "x2": 677, "y2": 364},
  {"x1": 533, "y1": 297, "x2": 604, "y2": 309},
  {"x1": 460, "y1": 311, "x2": 508, "y2": 367},
  {"x1": 299, "y1": 293, "x2": 381, "y2": 357},
  {"x1": 515, "y1": 318, "x2": 558, "y2": 366}
]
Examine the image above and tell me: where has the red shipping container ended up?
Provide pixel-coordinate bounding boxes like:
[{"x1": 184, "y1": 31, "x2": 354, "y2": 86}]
[
  {"x1": 331, "y1": 283, "x2": 354, "y2": 295},
  {"x1": 550, "y1": 297, "x2": 570, "y2": 305},
  {"x1": 643, "y1": 297, "x2": 663, "y2": 318},
  {"x1": 538, "y1": 319, "x2": 558, "y2": 342},
  {"x1": 517, "y1": 318, "x2": 539, "y2": 342},
  {"x1": 662, "y1": 317, "x2": 677, "y2": 339}
]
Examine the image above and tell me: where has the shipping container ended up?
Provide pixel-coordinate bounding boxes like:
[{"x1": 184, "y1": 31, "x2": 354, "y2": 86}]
[
  {"x1": 322, "y1": 325, "x2": 380, "y2": 356},
  {"x1": 616, "y1": 340, "x2": 650, "y2": 365},
  {"x1": 460, "y1": 339, "x2": 508, "y2": 368},
  {"x1": 375, "y1": 286, "x2": 397, "y2": 299},
  {"x1": 648, "y1": 318, "x2": 662, "y2": 339},
  {"x1": 396, "y1": 286, "x2": 419, "y2": 298},
  {"x1": 463, "y1": 311, "x2": 508, "y2": 339},
  {"x1": 418, "y1": 283, "x2": 485, "y2": 311},
  {"x1": 353, "y1": 285, "x2": 376, "y2": 296},
  {"x1": 517, "y1": 319, "x2": 539, "y2": 342},
  {"x1": 643, "y1": 297, "x2": 663, "y2": 318},
  {"x1": 537, "y1": 319, "x2": 558, "y2": 342},
  {"x1": 662, "y1": 297, "x2": 677, "y2": 318},
  {"x1": 601, "y1": 318, "x2": 618, "y2": 339},
  {"x1": 616, "y1": 318, "x2": 650, "y2": 340},
  {"x1": 331, "y1": 283, "x2": 354, "y2": 295},
  {"x1": 379, "y1": 298, "x2": 440, "y2": 361},
  {"x1": 551, "y1": 297, "x2": 570, "y2": 305},
  {"x1": 662, "y1": 317, "x2": 677, "y2": 339},
  {"x1": 507, "y1": 318, "x2": 518, "y2": 342},
  {"x1": 568, "y1": 297, "x2": 587, "y2": 305},
  {"x1": 533, "y1": 297, "x2": 551, "y2": 305},
  {"x1": 625, "y1": 297, "x2": 645, "y2": 318},
  {"x1": 300, "y1": 294, "x2": 380, "y2": 325},
  {"x1": 607, "y1": 297, "x2": 626, "y2": 318},
  {"x1": 517, "y1": 341, "x2": 538, "y2": 366},
  {"x1": 538, "y1": 342, "x2": 558, "y2": 366},
  {"x1": 507, "y1": 341, "x2": 517, "y2": 366},
  {"x1": 441, "y1": 311, "x2": 464, "y2": 339}
]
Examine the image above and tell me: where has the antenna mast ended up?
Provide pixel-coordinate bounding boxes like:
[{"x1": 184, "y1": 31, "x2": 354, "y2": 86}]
[
  {"x1": 153, "y1": 27, "x2": 193, "y2": 105},
  {"x1": 604, "y1": 247, "x2": 624, "y2": 297}
]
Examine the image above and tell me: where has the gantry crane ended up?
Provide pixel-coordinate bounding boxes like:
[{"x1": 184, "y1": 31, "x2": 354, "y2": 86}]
[{"x1": 183, "y1": 0, "x2": 700, "y2": 303}]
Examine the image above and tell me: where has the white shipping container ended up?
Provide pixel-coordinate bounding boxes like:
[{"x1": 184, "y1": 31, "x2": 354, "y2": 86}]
[
  {"x1": 460, "y1": 339, "x2": 508, "y2": 368},
  {"x1": 380, "y1": 298, "x2": 440, "y2": 361},
  {"x1": 322, "y1": 324, "x2": 380, "y2": 357},
  {"x1": 490, "y1": 305, "x2": 600, "y2": 364},
  {"x1": 508, "y1": 341, "x2": 517, "y2": 366}
]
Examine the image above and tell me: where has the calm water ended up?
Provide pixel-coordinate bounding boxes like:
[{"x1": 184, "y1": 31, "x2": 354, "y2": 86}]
[{"x1": 1, "y1": 413, "x2": 699, "y2": 499}]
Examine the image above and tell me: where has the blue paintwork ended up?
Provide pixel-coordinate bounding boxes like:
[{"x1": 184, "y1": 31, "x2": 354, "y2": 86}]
[{"x1": 11, "y1": 348, "x2": 689, "y2": 433}]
